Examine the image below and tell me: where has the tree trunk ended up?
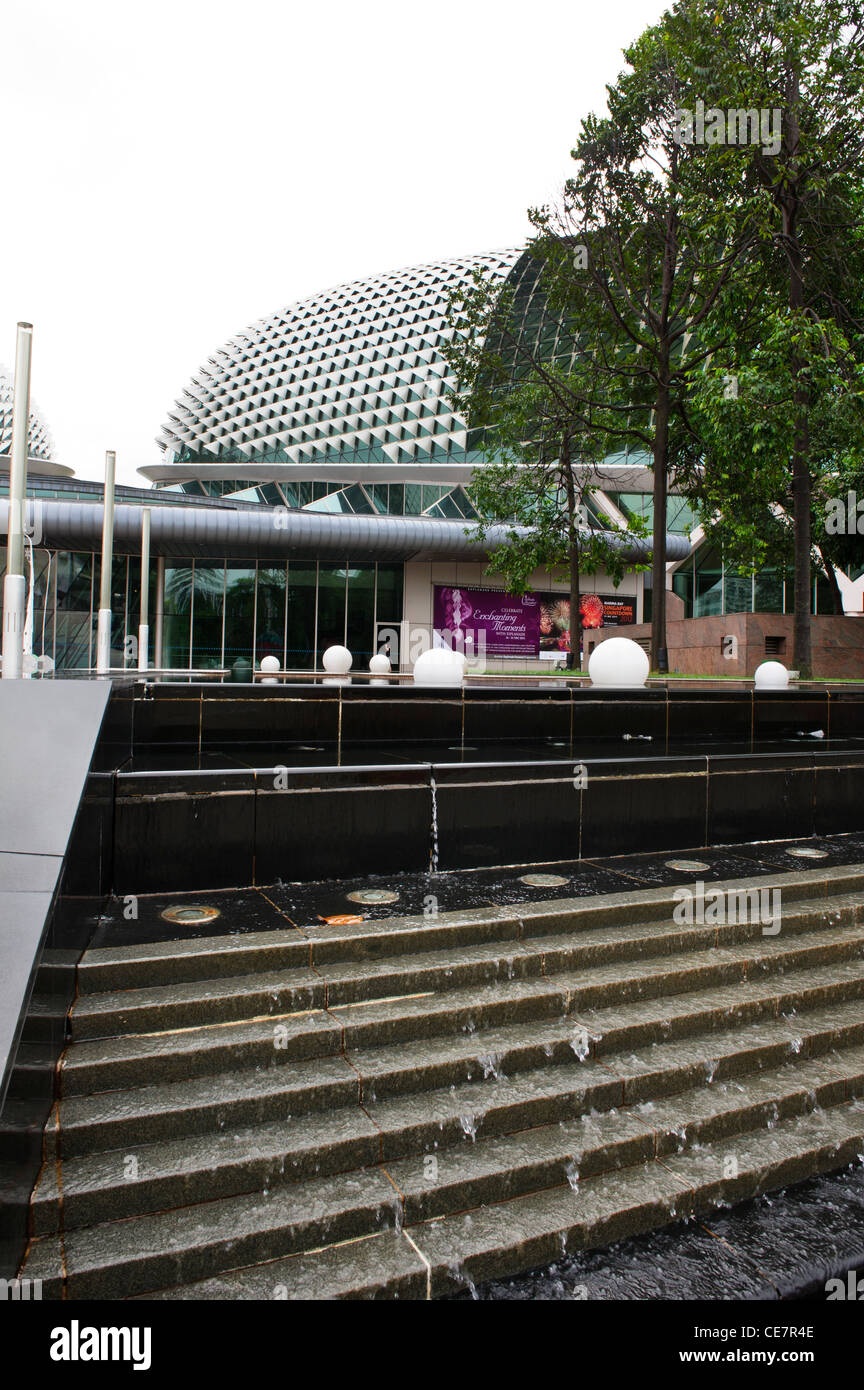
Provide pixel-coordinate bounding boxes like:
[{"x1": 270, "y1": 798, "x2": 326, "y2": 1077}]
[
  {"x1": 563, "y1": 448, "x2": 581, "y2": 670},
  {"x1": 650, "y1": 366, "x2": 671, "y2": 673},
  {"x1": 568, "y1": 537, "x2": 581, "y2": 671},
  {"x1": 784, "y1": 68, "x2": 813, "y2": 679},
  {"x1": 650, "y1": 193, "x2": 677, "y2": 675}
]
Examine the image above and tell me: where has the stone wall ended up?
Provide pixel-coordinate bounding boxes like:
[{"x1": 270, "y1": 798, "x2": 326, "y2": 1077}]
[{"x1": 587, "y1": 611, "x2": 864, "y2": 678}]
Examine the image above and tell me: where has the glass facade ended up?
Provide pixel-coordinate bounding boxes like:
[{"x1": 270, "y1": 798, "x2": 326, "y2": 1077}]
[
  {"x1": 169, "y1": 476, "x2": 480, "y2": 520},
  {"x1": 671, "y1": 546, "x2": 836, "y2": 617},
  {"x1": 607, "y1": 491, "x2": 697, "y2": 537},
  {"x1": 0, "y1": 547, "x2": 403, "y2": 672}
]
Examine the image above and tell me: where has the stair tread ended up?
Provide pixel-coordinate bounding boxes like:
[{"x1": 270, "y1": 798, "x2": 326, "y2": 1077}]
[
  {"x1": 58, "y1": 948, "x2": 864, "y2": 1090},
  {"x1": 25, "y1": 1096, "x2": 864, "y2": 1299},
  {"x1": 67, "y1": 919, "x2": 864, "y2": 1029},
  {"x1": 53, "y1": 969, "x2": 864, "y2": 1136},
  {"x1": 22, "y1": 875, "x2": 864, "y2": 1298},
  {"x1": 135, "y1": 1229, "x2": 429, "y2": 1301},
  {"x1": 41, "y1": 1043, "x2": 864, "y2": 1216}
]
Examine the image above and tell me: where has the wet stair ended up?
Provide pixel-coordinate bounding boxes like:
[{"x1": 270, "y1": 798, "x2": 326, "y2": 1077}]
[{"x1": 18, "y1": 864, "x2": 864, "y2": 1299}]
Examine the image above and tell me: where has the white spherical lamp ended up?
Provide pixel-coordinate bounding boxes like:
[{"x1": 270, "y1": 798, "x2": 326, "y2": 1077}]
[
  {"x1": 322, "y1": 644, "x2": 353, "y2": 674},
  {"x1": 413, "y1": 647, "x2": 464, "y2": 687},
  {"x1": 369, "y1": 653, "x2": 391, "y2": 674},
  {"x1": 754, "y1": 660, "x2": 790, "y2": 690},
  {"x1": 588, "y1": 636, "x2": 650, "y2": 689},
  {"x1": 260, "y1": 654, "x2": 280, "y2": 685}
]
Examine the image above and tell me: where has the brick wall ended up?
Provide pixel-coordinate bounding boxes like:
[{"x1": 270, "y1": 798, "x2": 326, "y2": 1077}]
[{"x1": 586, "y1": 612, "x2": 864, "y2": 678}]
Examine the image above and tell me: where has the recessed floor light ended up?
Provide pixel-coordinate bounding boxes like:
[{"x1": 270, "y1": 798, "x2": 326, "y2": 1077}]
[
  {"x1": 787, "y1": 847, "x2": 829, "y2": 859},
  {"x1": 519, "y1": 873, "x2": 570, "y2": 888},
  {"x1": 665, "y1": 859, "x2": 712, "y2": 873},
  {"x1": 346, "y1": 888, "x2": 400, "y2": 904},
  {"x1": 160, "y1": 905, "x2": 222, "y2": 925}
]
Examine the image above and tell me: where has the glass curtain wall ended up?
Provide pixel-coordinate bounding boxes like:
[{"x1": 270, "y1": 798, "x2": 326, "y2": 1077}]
[
  {"x1": 9, "y1": 554, "x2": 404, "y2": 671},
  {"x1": 345, "y1": 564, "x2": 376, "y2": 667},
  {"x1": 316, "y1": 565, "x2": 347, "y2": 664},
  {"x1": 223, "y1": 567, "x2": 257, "y2": 675},
  {"x1": 191, "y1": 565, "x2": 226, "y2": 669},
  {"x1": 286, "y1": 563, "x2": 316, "y2": 668},
  {"x1": 254, "y1": 567, "x2": 286, "y2": 665},
  {"x1": 672, "y1": 547, "x2": 833, "y2": 619}
]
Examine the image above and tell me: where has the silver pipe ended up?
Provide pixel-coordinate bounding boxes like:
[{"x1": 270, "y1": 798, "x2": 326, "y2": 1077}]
[
  {"x1": 138, "y1": 507, "x2": 151, "y2": 670},
  {"x1": 2, "y1": 323, "x2": 33, "y2": 679},
  {"x1": 96, "y1": 450, "x2": 116, "y2": 673},
  {"x1": 0, "y1": 496, "x2": 692, "y2": 565}
]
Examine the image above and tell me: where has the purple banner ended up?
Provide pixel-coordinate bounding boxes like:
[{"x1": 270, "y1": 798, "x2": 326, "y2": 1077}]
[{"x1": 433, "y1": 585, "x2": 540, "y2": 657}]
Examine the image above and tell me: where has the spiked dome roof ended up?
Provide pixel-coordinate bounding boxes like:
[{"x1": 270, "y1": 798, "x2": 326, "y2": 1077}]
[{"x1": 157, "y1": 251, "x2": 523, "y2": 471}]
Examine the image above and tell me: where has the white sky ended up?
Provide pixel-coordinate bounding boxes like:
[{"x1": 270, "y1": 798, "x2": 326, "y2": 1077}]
[{"x1": 1, "y1": 0, "x2": 668, "y2": 487}]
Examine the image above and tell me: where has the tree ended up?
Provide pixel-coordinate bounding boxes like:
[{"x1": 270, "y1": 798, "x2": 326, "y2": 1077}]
[
  {"x1": 531, "y1": 15, "x2": 761, "y2": 670},
  {"x1": 442, "y1": 266, "x2": 648, "y2": 668},
  {"x1": 671, "y1": 0, "x2": 864, "y2": 675}
]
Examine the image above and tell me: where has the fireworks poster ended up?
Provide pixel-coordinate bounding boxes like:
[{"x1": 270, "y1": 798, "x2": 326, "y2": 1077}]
[{"x1": 539, "y1": 592, "x2": 635, "y2": 653}]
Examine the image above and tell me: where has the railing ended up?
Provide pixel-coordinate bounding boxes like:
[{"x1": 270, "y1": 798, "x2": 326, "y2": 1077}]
[{"x1": 37, "y1": 665, "x2": 864, "y2": 690}]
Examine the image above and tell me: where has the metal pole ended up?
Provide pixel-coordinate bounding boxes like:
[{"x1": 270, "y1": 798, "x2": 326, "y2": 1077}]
[
  {"x1": 2, "y1": 323, "x2": 33, "y2": 679},
  {"x1": 138, "y1": 507, "x2": 150, "y2": 671},
  {"x1": 96, "y1": 450, "x2": 116, "y2": 673}
]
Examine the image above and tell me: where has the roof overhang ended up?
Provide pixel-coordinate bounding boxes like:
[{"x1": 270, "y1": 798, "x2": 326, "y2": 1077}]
[
  {"x1": 137, "y1": 459, "x2": 669, "y2": 493},
  {"x1": 0, "y1": 454, "x2": 75, "y2": 479}
]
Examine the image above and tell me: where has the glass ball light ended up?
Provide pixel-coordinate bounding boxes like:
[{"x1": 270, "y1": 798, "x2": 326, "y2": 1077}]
[
  {"x1": 413, "y1": 647, "x2": 464, "y2": 687},
  {"x1": 754, "y1": 660, "x2": 789, "y2": 690},
  {"x1": 260, "y1": 655, "x2": 280, "y2": 685},
  {"x1": 588, "y1": 637, "x2": 650, "y2": 689},
  {"x1": 322, "y1": 644, "x2": 353, "y2": 674},
  {"x1": 369, "y1": 653, "x2": 391, "y2": 674}
]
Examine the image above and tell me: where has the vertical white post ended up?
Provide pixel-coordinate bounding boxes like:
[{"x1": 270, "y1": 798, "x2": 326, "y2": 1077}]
[
  {"x1": 96, "y1": 450, "x2": 116, "y2": 673},
  {"x1": 2, "y1": 322, "x2": 33, "y2": 680},
  {"x1": 138, "y1": 507, "x2": 150, "y2": 671}
]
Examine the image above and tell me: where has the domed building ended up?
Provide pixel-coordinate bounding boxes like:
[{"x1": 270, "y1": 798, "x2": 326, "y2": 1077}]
[
  {"x1": 0, "y1": 364, "x2": 71, "y2": 478},
  {"x1": 9, "y1": 251, "x2": 856, "y2": 676},
  {"x1": 131, "y1": 252, "x2": 684, "y2": 671},
  {"x1": 147, "y1": 252, "x2": 523, "y2": 519},
  {"x1": 9, "y1": 252, "x2": 696, "y2": 674}
]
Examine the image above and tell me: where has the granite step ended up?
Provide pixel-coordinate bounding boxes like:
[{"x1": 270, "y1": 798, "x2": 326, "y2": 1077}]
[
  {"x1": 24, "y1": 1093, "x2": 864, "y2": 1299},
  {"x1": 43, "y1": 964, "x2": 864, "y2": 1158},
  {"x1": 58, "y1": 927, "x2": 864, "y2": 1099},
  {"x1": 30, "y1": 1037, "x2": 863, "y2": 1236},
  {"x1": 21, "y1": 871, "x2": 864, "y2": 1300},
  {"x1": 65, "y1": 908, "x2": 864, "y2": 1042},
  {"x1": 138, "y1": 1100, "x2": 864, "y2": 1301},
  {"x1": 74, "y1": 866, "x2": 864, "y2": 996}
]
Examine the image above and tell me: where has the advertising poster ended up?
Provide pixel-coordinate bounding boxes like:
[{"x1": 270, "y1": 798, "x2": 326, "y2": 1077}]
[
  {"x1": 432, "y1": 586, "x2": 540, "y2": 657},
  {"x1": 433, "y1": 585, "x2": 635, "y2": 657},
  {"x1": 539, "y1": 592, "x2": 636, "y2": 653}
]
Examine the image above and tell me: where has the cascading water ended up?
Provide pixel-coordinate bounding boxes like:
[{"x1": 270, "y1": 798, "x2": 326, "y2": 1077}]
[{"x1": 430, "y1": 775, "x2": 439, "y2": 872}]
